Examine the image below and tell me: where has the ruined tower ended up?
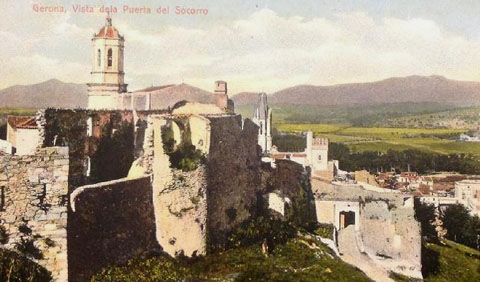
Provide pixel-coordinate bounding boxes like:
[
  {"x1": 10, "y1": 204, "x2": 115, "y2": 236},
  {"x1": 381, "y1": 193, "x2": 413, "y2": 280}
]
[
  {"x1": 87, "y1": 15, "x2": 127, "y2": 109},
  {"x1": 253, "y1": 93, "x2": 272, "y2": 154},
  {"x1": 214, "y1": 81, "x2": 228, "y2": 111}
]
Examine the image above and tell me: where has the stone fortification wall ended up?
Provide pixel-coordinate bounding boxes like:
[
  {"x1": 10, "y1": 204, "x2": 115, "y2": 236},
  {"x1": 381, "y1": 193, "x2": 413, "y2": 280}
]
[
  {"x1": 68, "y1": 175, "x2": 159, "y2": 282},
  {"x1": 152, "y1": 115, "x2": 209, "y2": 257},
  {"x1": 0, "y1": 147, "x2": 69, "y2": 281},
  {"x1": 313, "y1": 180, "x2": 422, "y2": 279},
  {"x1": 263, "y1": 160, "x2": 316, "y2": 223},
  {"x1": 265, "y1": 160, "x2": 310, "y2": 200},
  {"x1": 150, "y1": 114, "x2": 262, "y2": 255},
  {"x1": 205, "y1": 116, "x2": 262, "y2": 250}
]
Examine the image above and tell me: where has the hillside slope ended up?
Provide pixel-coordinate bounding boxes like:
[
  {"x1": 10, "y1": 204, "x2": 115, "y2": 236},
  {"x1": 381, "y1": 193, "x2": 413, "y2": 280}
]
[{"x1": 91, "y1": 237, "x2": 372, "y2": 282}]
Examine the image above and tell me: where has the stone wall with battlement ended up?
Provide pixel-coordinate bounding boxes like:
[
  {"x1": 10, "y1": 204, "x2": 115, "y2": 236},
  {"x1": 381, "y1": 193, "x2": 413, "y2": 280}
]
[
  {"x1": 312, "y1": 137, "x2": 328, "y2": 149},
  {"x1": 0, "y1": 147, "x2": 69, "y2": 281}
]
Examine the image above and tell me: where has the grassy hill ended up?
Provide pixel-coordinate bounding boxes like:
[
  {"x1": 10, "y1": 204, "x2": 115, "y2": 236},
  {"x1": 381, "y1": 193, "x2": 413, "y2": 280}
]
[
  {"x1": 392, "y1": 240, "x2": 480, "y2": 282},
  {"x1": 91, "y1": 237, "x2": 371, "y2": 282},
  {"x1": 423, "y1": 240, "x2": 480, "y2": 282}
]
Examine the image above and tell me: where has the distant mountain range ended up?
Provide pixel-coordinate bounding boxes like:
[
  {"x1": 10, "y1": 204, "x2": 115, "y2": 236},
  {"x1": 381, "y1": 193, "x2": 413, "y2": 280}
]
[
  {"x1": 0, "y1": 79, "x2": 88, "y2": 109},
  {"x1": 232, "y1": 75, "x2": 480, "y2": 106},
  {"x1": 1, "y1": 75, "x2": 480, "y2": 109}
]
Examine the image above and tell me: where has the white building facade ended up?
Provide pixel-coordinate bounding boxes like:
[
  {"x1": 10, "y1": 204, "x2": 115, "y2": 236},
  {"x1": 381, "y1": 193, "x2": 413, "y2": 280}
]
[{"x1": 455, "y1": 179, "x2": 480, "y2": 215}]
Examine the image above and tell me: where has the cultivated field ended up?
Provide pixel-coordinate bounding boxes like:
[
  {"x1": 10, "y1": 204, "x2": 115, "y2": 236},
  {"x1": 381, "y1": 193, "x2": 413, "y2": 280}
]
[{"x1": 275, "y1": 123, "x2": 480, "y2": 155}]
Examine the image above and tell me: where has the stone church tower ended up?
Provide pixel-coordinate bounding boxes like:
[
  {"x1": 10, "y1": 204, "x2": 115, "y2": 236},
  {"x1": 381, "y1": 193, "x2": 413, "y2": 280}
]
[
  {"x1": 87, "y1": 15, "x2": 127, "y2": 109},
  {"x1": 253, "y1": 93, "x2": 272, "y2": 154}
]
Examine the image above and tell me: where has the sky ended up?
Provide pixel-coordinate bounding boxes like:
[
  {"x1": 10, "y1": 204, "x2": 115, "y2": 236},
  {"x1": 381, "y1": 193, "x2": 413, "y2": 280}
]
[{"x1": 1, "y1": 0, "x2": 480, "y2": 94}]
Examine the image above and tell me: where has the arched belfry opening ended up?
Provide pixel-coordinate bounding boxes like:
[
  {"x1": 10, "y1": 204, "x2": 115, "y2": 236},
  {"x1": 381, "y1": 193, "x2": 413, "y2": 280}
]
[
  {"x1": 107, "y1": 49, "x2": 113, "y2": 67},
  {"x1": 339, "y1": 211, "x2": 355, "y2": 229},
  {"x1": 97, "y1": 49, "x2": 101, "y2": 67}
]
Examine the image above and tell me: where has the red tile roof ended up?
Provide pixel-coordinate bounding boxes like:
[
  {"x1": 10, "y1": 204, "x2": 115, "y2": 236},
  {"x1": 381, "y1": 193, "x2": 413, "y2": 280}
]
[
  {"x1": 292, "y1": 153, "x2": 307, "y2": 157},
  {"x1": 95, "y1": 26, "x2": 123, "y2": 39},
  {"x1": 7, "y1": 116, "x2": 37, "y2": 129}
]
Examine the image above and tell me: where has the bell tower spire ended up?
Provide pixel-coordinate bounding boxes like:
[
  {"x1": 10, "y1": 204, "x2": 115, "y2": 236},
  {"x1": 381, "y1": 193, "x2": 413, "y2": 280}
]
[{"x1": 87, "y1": 14, "x2": 127, "y2": 109}]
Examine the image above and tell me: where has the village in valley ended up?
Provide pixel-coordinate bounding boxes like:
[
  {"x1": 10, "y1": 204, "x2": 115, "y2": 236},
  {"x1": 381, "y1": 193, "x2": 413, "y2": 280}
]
[{"x1": 2, "y1": 2, "x2": 480, "y2": 282}]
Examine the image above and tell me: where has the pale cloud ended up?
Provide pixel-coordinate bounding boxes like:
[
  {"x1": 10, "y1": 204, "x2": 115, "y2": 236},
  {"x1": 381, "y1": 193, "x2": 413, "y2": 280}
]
[
  {"x1": 2, "y1": 7, "x2": 480, "y2": 94},
  {"x1": 121, "y1": 9, "x2": 480, "y2": 93}
]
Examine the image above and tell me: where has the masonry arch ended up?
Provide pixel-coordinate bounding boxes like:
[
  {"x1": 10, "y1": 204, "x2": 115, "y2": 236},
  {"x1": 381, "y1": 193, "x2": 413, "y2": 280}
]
[{"x1": 333, "y1": 201, "x2": 360, "y2": 231}]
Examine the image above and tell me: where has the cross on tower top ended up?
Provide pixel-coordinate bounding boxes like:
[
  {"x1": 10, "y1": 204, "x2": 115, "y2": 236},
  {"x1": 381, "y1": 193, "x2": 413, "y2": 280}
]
[{"x1": 106, "y1": 12, "x2": 112, "y2": 26}]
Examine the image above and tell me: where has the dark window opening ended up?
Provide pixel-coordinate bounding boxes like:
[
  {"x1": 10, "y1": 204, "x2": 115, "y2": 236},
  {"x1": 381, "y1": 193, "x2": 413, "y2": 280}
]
[
  {"x1": 107, "y1": 49, "x2": 113, "y2": 67},
  {"x1": 97, "y1": 49, "x2": 101, "y2": 67}
]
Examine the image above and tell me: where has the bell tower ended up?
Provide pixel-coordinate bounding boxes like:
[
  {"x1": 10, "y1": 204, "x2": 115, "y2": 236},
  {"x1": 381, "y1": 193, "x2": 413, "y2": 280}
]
[
  {"x1": 87, "y1": 14, "x2": 127, "y2": 109},
  {"x1": 252, "y1": 93, "x2": 272, "y2": 154}
]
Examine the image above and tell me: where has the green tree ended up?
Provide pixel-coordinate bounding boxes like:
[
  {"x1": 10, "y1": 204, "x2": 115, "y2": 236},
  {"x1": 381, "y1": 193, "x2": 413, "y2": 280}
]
[
  {"x1": 442, "y1": 204, "x2": 474, "y2": 246},
  {"x1": 414, "y1": 198, "x2": 438, "y2": 242}
]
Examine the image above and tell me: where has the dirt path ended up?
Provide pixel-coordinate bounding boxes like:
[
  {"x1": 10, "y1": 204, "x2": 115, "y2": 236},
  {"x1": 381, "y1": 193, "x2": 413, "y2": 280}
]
[{"x1": 337, "y1": 225, "x2": 394, "y2": 282}]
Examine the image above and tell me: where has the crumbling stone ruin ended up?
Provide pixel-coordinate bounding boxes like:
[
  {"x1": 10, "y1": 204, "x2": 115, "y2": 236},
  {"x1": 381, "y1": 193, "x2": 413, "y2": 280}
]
[
  {"x1": 313, "y1": 180, "x2": 422, "y2": 279},
  {"x1": 0, "y1": 106, "x2": 423, "y2": 282}
]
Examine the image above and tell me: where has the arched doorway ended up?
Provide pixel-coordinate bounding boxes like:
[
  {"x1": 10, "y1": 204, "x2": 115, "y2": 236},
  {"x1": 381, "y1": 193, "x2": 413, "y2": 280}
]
[{"x1": 339, "y1": 211, "x2": 355, "y2": 229}]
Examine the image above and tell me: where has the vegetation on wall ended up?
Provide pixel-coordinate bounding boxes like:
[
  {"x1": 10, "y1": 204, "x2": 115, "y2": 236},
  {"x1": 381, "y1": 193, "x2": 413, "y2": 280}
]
[
  {"x1": 227, "y1": 169, "x2": 316, "y2": 252},
  {"x1": 44, "y1": 109, "x2": 136, "y2": 186},
  {"x1": 286, "y1": 186, "x2": 317, "y2": 232},
  {"x1": 14, "y1": 223, "x2": 42, "y2": 260},
  {"x1": 90, "y1": 118, "x2": 134, "y2": 183},
  {"x1": 161, "y1": 119, "x2": 205, "y2": 172},
  {"x1": 44, "y1": 109, "x2": 88, "y2": 189},
  {"x1": 0, "y1": 225, "x2": 8, "y2": 245}
]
